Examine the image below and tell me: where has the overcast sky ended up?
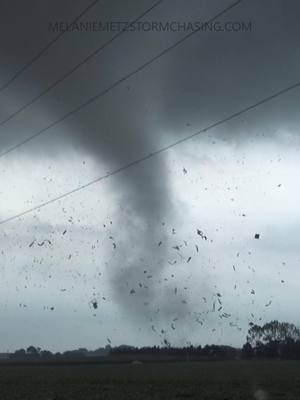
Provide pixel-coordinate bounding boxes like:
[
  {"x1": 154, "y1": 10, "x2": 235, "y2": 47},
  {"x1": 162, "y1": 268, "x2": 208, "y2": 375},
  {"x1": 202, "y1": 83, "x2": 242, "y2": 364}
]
[{"x1": 0, "y1": 0, "x2": 300, "y2": 352}]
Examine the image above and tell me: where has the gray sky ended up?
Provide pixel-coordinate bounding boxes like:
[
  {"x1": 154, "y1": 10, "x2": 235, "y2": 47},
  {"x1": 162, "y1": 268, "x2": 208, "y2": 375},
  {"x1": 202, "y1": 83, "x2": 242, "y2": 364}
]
[{"x1": 0, "y1": 0, "x2": 300, "y2": 352}]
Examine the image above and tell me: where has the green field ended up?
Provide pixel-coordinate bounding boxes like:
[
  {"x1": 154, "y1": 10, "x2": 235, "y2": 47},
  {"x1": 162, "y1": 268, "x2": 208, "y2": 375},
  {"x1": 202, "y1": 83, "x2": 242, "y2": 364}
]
[{"x1": 0, "y1": 360, "x2": 300, "y2": 399}]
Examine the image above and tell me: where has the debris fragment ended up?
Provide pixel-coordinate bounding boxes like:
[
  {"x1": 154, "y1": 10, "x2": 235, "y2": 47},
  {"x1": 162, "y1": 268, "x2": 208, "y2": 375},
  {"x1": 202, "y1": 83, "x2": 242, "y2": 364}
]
[
  {"x1": 197, "y1": 229, "x2": 207, "y2": 240},
  {"x1": 91, "y1": 300, "x2": 98, "y2": 309}
]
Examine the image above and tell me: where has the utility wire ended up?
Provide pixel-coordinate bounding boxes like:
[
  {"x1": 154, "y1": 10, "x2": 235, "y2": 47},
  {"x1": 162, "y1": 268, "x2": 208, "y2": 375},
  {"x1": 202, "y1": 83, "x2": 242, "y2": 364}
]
[
  {"x1": 0, "y1": 0, "x2": 164, "y2": 128},
  {"x1": 0, "y1": 0, "x2": 242, "y2": 158},
  {"x1": 0, "y1": 0, "x2": 101, "y2": 92},
  {"x1": 1, "y1": 78, "x2": 299, "y2": 225}
]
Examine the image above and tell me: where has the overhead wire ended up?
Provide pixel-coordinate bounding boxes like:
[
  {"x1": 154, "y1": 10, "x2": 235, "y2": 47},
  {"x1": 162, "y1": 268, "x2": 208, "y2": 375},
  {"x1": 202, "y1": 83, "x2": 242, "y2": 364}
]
[
  {"x1": 0, "y1": 0, "x2": 242, "y2": 159},
  {"x1": 1, "y1": 76, "x2": 299, "y2": 225},
  {"x1": 0, "y1": 0, "x2": 101, "y2": 92}
]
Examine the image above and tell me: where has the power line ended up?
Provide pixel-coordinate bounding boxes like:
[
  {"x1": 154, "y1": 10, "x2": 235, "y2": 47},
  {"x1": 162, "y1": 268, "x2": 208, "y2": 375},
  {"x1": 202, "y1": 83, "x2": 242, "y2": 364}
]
[
  {"x1": 0, "y1": 0, "x2": 242, "y2": 159},
  {"x1": 0, "y1": 0, "x2": 101, "y2": 93},
  {"x1": 1, "y1": 78, "x2": 300, "y2": 226},
  {"x1": 0, "y1": 0, "x2": 164, "y2": 128}
]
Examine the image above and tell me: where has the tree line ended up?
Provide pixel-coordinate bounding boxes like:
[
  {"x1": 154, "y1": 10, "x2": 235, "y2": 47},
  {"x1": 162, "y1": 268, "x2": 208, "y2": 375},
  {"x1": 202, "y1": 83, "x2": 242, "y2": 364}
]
[{"x1": 8, "y1": 320, "x2": 300, "y2": 361}]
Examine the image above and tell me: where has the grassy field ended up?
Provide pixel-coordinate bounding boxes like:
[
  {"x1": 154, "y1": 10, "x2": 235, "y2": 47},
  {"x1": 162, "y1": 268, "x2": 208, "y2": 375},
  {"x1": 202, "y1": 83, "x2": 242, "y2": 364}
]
[{"x1": 0, "y1": 360, "x2": 300, "y2": 399}]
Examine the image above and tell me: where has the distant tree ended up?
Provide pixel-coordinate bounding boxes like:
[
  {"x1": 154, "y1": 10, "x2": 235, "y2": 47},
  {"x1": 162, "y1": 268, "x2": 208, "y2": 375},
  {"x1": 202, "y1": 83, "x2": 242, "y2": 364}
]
[
  {"x1": 26, "y1": 346, "x2": 39, "y2": 356},
  {"x1": 40, "y1": 350, "x2": 53, "y2": 358},
  {"x1": 14, "y1": 348, "x2": 26, "y2": 357},
  {"x1": 77, "y1": 348, "x2": 88, "y2": 356},
  {"x1": 242, "y1": 342, "x2": 254, "y2": 358},
  {"x1": 247, "y1": 320, "x2": 300, "y2": 346}
]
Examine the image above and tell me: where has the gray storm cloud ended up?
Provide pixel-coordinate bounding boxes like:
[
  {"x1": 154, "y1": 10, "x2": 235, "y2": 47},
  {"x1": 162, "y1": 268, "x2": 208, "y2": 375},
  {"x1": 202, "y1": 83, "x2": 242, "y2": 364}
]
[{"x1": 1, "y1": 0, "x2": 300, "y2": 338}]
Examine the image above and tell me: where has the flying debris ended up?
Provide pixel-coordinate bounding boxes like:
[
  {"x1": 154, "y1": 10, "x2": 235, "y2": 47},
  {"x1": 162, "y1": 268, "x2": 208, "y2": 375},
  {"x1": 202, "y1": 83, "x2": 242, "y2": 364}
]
[
  {"x1": 265, "y1": 300, "x2": 272, "y2": 307},
  {"x1": 183, "y1": 167, "x2": 187, "y2": 174},
  {"x1": 158, "y1": 241, "x2": 162, "y2": 246},
  {"x1": 62, "y1": 230, "x2": 67, "y2": 235},
  {"x1": 187, "y1": 256, "x2": 192, "y2": 263},
  {"x1": 251, "y1": 289, "x2": 255, "y2": 294},
  {"x1": 91, "y1": 300, "x2": 98, "y2": 309},
  {"x1": 254, "y1": 233, "x2": 260, "y2": 239},
  {"x1": 37, "y1": 240, "x2": 51, "y2": 247},
  {"x1": 171, "y1": 323, "x2": 176, "y2": 330},
  {"x1": 29, "y1": 240, "x2": 35, "y2": 248},
  {"x1": 197, "y1": 229, "x2": 207, "y2": 240},
  {"x1": 195, "y1": 245, "x2": 199, "y2": 252},
  {"x1": 172, "y1": 228, "x2": 176, "y2": 234},
  {"x1": 113, "y1": 243, "x2": 116, "y2": 249},
  {"x1": 130, "y1": 289, "x2": 135, "y2": 294},
  {"x1": 222, "y1": 313, "x2": 231, "y2": 318}
]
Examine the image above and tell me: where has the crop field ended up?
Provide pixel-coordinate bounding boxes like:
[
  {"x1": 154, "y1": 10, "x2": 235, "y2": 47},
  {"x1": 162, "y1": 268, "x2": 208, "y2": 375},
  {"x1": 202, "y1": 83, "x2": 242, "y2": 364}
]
[{"x1": 0, "y1": 360, "x2": 300, "y2": 399}]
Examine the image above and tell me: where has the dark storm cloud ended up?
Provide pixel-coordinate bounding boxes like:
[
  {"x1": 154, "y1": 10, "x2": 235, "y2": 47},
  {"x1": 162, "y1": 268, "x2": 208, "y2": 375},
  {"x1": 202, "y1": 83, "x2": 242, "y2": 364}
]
[{"x1": 1, "y1": 0, "x2": 300, "y2": 327}]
